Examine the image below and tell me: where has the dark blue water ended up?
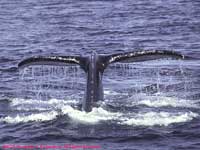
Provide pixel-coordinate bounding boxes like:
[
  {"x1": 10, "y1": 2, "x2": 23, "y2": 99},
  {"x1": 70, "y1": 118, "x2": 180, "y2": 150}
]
[{"x1": 0, "y1": 0, "x2": 200, "y2": 149}]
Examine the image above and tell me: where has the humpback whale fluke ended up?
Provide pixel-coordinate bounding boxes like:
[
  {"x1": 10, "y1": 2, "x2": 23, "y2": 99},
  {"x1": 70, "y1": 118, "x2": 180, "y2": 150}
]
[{"x1": 18, "y1": 50, "x2": 188, "y2": 112}]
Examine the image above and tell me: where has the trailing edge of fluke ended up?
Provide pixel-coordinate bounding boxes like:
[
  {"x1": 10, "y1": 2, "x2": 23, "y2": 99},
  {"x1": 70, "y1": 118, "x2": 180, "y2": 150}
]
[{"x1": 18, "y1": 50, "x2": 189, "y2": 112}]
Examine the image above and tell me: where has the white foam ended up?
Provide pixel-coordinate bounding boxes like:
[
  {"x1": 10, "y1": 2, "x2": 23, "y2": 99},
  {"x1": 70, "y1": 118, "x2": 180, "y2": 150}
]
[
  {"x1": 104, "y1": 89, "x2": 129, "y2": 96},
  {"x1": 122, "y1": 111, "x2": 198, "y2": 126},
  {"x1": 1, "y1": 111, "x2": 58, "y2": 123},
  {"x1": 4, "y1": 98, "x2": 198, "y2": 126},
  {"x1": 61, "y1": 106, "x2": 122, "y2": 124},
  {"x1": 131, "y1": 96, "x2": 199, "y2": 108},
  {"x1": 10, "y1": 98, "x2": 78, "y2": 111},
  {"x1": 2, "y1": 105, "x2": 198, "y2": 126},
  {"x1": 11, "y1": 98, "x2": 78, "y2": 106},
  {"x1": 60, "y1": 106, "x2": 198, "y2": 126}
]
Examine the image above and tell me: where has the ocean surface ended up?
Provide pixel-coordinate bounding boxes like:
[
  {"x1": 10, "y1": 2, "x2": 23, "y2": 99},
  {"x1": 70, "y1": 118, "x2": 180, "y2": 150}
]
[{"x1": 0, "y1": 0, "x2": 200, "y2": 149}]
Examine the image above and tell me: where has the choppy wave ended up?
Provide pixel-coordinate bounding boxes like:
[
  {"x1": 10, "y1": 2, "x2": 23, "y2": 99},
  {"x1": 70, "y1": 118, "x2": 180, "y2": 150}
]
[
  {"x1": 131, "y1": 96, "x2": 199, "y2": 108},
  {"x1": 1, "y1": 111, "x2": 58, "y2": 123},
  {"x1": 61, "y1": 106, "x2": 122, "y2": 124},
  {"x1": 0, "y1": 97, "x2": 198, "y2": 126},
  {"x1": 10, "y1": 98, "x2": 79, "y2": 111},
  {"x1": 122, "y1": 111, "x2": 198, "y2": 126},
  {"x1": 104, "y1": 90, "x2": 200, "y2": 108}
]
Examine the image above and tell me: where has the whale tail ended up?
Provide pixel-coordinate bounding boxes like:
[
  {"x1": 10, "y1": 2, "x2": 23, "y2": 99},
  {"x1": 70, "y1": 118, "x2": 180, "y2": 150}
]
[{"x1": 18, "y1": 50, "x2": 188, "y2": 112}]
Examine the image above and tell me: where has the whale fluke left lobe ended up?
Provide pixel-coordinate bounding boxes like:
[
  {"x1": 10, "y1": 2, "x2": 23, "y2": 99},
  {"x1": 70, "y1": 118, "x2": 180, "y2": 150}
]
[{"x1": 18, "y1": 56, "x2": 88, "y2": 71}]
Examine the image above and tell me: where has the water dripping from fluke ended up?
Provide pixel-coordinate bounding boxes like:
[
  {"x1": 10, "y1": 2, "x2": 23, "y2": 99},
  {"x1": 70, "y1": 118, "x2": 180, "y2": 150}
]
[{"x1": 17, "y1": 50, "x2": 191, "y2": 113}]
